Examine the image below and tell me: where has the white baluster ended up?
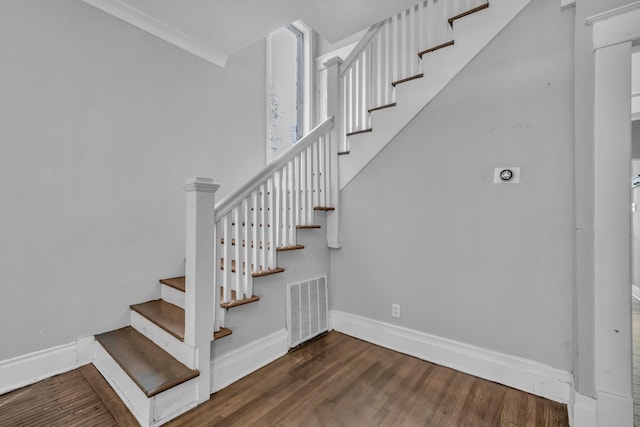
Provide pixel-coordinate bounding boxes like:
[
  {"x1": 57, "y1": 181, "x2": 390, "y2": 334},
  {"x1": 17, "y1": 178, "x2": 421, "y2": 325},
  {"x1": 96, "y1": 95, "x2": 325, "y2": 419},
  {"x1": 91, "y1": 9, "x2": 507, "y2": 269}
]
[
  {"x1": 251, "y1": 190, "x2": 258, "y2": 274},
  {"x1": 259, "y1": 184, "x2": 266, "y2": 272},
  {"x1": 300, "y1": 149, "x2": 307, "y2": 224},
  {"x1": 232, "y1": 206, "x2": 241, "y2": 298},
  {"x1": 242, "y1": 198, "x2": 251, "y2": 298},
  {"x1": 221, "y1": 215, "x2": 231, "y2": 303},
  {"x1": 267, "y1": 178, "x2": 275, "y2": 269},
  {"x1": 281, "y1": 164, "x2": 290, "y2": 247},
  {"x1": 306, "y1": 146, "x2": 314, "y2": 224}
]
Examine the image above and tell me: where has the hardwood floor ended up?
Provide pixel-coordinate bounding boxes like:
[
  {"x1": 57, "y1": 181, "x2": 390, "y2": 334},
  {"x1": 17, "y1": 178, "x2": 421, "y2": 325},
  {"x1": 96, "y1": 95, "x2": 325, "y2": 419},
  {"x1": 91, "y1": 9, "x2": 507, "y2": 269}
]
[{"x1": 0, "y1": 331, "x2": 568, "y2": 426}]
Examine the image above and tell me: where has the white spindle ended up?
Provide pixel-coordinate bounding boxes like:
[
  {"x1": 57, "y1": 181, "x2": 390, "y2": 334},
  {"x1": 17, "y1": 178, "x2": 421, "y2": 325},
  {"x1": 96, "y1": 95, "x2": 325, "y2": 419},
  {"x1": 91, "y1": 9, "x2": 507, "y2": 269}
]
[
  {"x1": 306, "y1": 146, "x2": 314, "y2": 223},
  {"x1": 221, "y1": 215, "x2": 231, "y2": 303},
  {"x1": 287, "y1": 160, "x2": 295, "y2": 244},
  {"x1": 267, "y1": 178, "x2": 275, "y2": 269},
  {"x1": 242, "y1": 198, "x2": 252, "y2": 297},
  {"x1": 251, "y1": 190, "x2": 258, "y2": 273},
  {"x1": 232, "y1": 206, "x2": 240, "y2": 298}
]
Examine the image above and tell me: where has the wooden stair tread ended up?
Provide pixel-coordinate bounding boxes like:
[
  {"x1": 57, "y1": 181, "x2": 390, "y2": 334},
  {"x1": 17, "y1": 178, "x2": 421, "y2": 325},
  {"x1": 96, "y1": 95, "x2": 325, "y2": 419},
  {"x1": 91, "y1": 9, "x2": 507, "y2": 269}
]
[
  {"x1": 418, "y1": 40, "x2": 455, "y2": 58},
  {"x1": 131, "y1": 300, "x2": 185, "y2": 341},
  {"x1": 368, "y1": 102, "x2": 397, "y2": 113},
  {"x1": 214, "y1": 327, "x2": 232, "y2": 340},
  {"x1": 159, "y1": 276, "x2": 185, "y2": 292},
  {"x1": 346, "y1": 128, "x2": 373, "y2": 137},
  {"x1": 391, "y1": 73, "x2": 424, "y2": 87},
  {"x1": 95, "y1": 326, "x2": 199, "y2": 398},
  {"x1": 314, "y1": 206, "x2": 335, "y2": 211},
  {"x1": 252, "y1": 267, "x2": 285, "y2": 278},
  {"x1": 277, "y1": 244, "x2": 305, "y2": 251},
  {"x1": 220, "y1": 292, "x2": 260, "y2": 309},
  {"x1": 338, "y1": 151, "x2": 351, "y2": 156},
  {"x1": 297, "y1": 224, "x2": 321, "y2": 229},
  {"x1": 448, "y1": 3, "x2": 489, "y2": 26}
]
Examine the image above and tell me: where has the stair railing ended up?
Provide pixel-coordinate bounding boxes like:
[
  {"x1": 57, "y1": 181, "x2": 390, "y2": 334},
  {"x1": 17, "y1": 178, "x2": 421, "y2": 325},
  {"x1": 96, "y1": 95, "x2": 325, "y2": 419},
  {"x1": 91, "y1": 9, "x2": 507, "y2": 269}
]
[
  {"x1": 213, "y1": 116, "x2": 337, "y2": 332},
  {"x1": 323, "y1": 0, "x2": 488, "y2": 152}
]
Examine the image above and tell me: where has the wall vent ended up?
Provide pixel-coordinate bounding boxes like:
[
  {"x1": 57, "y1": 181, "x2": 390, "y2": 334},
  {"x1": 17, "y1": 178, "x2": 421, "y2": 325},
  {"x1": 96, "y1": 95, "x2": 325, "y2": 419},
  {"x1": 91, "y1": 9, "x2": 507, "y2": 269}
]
[{"x1": 286, "y1": 276, "x2": 328, "y2": 348}]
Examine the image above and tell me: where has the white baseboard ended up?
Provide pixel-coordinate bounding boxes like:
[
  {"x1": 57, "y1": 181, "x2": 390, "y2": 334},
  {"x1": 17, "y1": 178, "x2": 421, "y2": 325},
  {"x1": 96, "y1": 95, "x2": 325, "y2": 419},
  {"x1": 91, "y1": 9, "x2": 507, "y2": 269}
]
[
  {"x1": 570, "y1": 391, "x2": 597, "y2": 427},
  {"x1": 330, "y1": 310, "x2": 573, "y2": 404},
  {"x1": 0, "y1": 336, "x2": 95, "y2": 395},
  {"x1": 210, "y1": 329, "x2": 288, "y2": 393}
]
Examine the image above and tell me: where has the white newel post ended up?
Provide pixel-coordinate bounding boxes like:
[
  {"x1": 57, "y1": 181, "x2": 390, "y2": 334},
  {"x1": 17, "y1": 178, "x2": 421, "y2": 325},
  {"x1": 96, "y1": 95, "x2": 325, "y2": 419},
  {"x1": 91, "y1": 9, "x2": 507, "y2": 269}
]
[
  {"x1": 324, "y1": 56, "x2": 342, "y2": 248},
  {"x1": 182, "y1": 177, "x2": 219, "y2": 404}
]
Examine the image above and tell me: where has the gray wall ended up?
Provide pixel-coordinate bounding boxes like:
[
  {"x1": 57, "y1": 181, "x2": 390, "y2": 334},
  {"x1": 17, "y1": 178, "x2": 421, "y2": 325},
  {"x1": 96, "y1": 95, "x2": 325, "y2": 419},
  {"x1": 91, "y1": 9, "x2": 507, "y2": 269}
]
[
  {"x1": 0, "y1": 0, "x2": 266, "y2": 360},
  {"x1": 331, "y1": 0, "x2": 574, "y2": 370}
]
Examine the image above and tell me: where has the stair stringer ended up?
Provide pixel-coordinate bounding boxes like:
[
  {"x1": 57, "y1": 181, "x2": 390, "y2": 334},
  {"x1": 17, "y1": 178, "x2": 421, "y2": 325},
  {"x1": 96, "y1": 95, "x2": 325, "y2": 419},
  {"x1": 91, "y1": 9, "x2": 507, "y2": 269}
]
[{"x1": 338, "y1": 0, "x2": 533, "y2": 190}]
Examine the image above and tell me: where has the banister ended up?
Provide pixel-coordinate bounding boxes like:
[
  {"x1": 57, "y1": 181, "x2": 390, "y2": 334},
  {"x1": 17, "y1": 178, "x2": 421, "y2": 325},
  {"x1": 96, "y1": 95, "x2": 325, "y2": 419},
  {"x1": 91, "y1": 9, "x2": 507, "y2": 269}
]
[
  {"x1": 339, "y1": 21, "x2": 385, "y2": 77},
  {"x1": 215, "y1": 116, "x2": 334, "y2": 219}
]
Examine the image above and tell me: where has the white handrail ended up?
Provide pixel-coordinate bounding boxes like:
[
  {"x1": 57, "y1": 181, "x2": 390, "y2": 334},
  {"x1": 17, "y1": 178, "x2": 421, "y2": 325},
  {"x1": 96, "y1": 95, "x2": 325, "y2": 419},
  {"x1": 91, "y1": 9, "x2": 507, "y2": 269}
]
[
  {"x1": 339, "y1": 22, "x2": 385, "y2": 78},
  {"x1": 215, "y1": 116, "x2": 334, "y2": 219}
]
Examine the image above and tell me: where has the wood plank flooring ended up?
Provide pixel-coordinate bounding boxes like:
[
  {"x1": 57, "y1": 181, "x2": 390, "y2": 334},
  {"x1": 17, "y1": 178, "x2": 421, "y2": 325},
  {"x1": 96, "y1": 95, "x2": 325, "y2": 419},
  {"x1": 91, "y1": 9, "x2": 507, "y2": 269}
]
[{"x1": 0, "y1": 331, "x2": 568, "y2": 426}]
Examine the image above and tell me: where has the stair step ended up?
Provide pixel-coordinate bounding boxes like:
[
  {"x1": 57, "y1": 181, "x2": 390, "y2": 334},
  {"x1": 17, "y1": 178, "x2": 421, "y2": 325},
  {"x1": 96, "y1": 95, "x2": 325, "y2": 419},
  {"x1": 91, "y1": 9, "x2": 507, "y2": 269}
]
[
  {"x1": 418, "y1": 40, "x2": 455, "y2": 59},
  {"x1": 314, "y1": 206, "x2": 335, "y2": 211},
  {"x1": 346, "y1": 128, "x2": 373, "y2": 137},
  {"x1": 448, "y1": 3, "x2": 490, "y2": 26},
  {"x1": 131, "y1": 300, "x2": 185, "y2": 341},
  {"x1": 276, "y1": 244, "x2": 305, "y2": 251},
  {"x1": 297, "y1": 224, "x2": 321, "y2": 229},
  {"x1": 338, "y1": 151, "x2": 351, "y2": 156},
  {"x1": 159, "y1": 276, "x2": 185, "y2": 292},
  {"x1": 95, "y1": 326, "x2": 199, "y2": 398},
  {"x1": 391, "y1": 73, "x2": 424, "y2": 87},
  {"x1": 368, "y1": 102, "x2": 397, "y2": 113},
  {"x1": 214, "y1": 327, "x2": 233, "y2": 340},
  {"x1": 252, "y1": 267, "x2": 285, "y2": 277},
  {"x1": 220, "y1": 289, "x2": 260, "y2": 309}
]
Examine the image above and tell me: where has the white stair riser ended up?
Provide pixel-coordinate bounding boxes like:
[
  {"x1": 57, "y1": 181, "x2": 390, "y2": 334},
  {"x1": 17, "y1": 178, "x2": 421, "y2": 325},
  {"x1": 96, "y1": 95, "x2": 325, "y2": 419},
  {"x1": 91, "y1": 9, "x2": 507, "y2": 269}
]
[
  {"x1": 161, "y1": 284, "x2": 185, "y2": 309},
  {"x1": 130, "y1": 310, "x2": 196, "y2": 368},
  {"x1": 94, "y1": 343, "x2": 199, "y2": 426}
]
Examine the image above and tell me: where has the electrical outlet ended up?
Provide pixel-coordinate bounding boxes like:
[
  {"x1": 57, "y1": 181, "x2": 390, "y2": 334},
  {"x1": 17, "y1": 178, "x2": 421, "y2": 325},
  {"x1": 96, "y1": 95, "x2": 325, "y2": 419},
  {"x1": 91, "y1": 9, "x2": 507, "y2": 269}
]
[{"x1": 392, "y1": 304, "x2": 400, "y2": 318}]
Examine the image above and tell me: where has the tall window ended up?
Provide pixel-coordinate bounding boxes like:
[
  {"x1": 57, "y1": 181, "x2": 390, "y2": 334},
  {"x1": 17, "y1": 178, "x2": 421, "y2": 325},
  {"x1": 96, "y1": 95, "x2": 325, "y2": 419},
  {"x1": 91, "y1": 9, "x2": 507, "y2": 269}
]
[{"x1": 267, "y1": 22, "x2": 311, "y2": 162}]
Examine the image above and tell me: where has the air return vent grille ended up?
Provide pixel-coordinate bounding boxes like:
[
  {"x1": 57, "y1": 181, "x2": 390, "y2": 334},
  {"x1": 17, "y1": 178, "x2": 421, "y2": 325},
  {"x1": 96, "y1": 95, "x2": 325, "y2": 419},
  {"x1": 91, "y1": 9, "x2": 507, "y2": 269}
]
[{"x1": 286, "y1": 276, "x2": 328, "y2": 348}]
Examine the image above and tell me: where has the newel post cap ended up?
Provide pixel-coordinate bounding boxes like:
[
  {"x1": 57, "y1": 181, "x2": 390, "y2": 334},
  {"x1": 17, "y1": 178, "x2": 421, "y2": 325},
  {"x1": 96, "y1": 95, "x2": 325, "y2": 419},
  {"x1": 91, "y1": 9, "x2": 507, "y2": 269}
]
[
  {"x1": 182, "y1": 176, "x2": 220, "y2": 193},
  {"x1": 323, "y1": 56, "x2": 343, "y2": 68}
]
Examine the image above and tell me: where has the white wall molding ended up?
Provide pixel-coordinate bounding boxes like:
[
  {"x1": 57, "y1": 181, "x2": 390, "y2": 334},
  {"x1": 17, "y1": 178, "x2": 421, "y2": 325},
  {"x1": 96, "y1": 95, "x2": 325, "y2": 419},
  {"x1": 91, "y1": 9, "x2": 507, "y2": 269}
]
[
  {"x1": 586, "y1": 1, "x2": 640, "y2": 51},
  {"x1": 570, "y1": 391, "x2": 597, "y2": 427},
  {"x1": 210, "y1": 329, "x2": 288, "y2": 393},
  {"x1": 561, "y1": 0, "x2": 576, "y2": 10},
  {"x1": 331, "y1": 310, "x2": 573, "y2": 404},
  {"x1": 0, "y1": 336, "x2": 95, "y2": 395},
  {"x1": 81, "y1": 0, "x2": 227, "y2": 67}
]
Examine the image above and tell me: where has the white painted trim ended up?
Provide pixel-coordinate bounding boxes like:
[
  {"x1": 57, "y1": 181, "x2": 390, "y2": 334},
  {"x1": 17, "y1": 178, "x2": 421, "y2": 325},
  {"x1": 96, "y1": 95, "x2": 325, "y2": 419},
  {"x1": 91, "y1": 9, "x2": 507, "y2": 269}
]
[
  {"x1": 330, "y1": 310, "x2": 573, "y2": 404},
  {"x1": 210, "y1": 329, "x2": 288, "y2": 392},
  {"x1": 561, "y1": 0, "x2": 576, "y2": 10},
  {"x1": 570, "y1": 391, "x2": 597, "y2": 427},
  {"x1": 81, "y1": 0, "x2": 227, "y2": 67},
  {"x1": 161, "y1": 284, "x2": 185, "y2": 309},
  {"x1": 586, "y1": 2, "x2": 640, "y2": 50},
  {"x1": 0, "y1": 337, "x2": 95, "y2": 395}
]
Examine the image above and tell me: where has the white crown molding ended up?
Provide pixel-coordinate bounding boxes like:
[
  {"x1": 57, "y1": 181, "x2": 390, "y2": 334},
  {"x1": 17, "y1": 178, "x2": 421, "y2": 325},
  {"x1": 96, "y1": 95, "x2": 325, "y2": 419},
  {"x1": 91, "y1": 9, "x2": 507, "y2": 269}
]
[
  {"x1": 330, "y1": 310, "x2": 573, "y2": 404},
  {"x1": 82, "y1": 0, "x2": 228, "y2": 67}
]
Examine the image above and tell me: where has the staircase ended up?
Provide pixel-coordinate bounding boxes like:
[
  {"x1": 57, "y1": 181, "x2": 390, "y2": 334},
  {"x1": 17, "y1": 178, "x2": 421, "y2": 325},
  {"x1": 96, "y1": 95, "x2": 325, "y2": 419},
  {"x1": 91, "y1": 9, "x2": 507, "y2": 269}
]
[{"x1": 89, "y1": 0, "x2": 531, "y2": 425}]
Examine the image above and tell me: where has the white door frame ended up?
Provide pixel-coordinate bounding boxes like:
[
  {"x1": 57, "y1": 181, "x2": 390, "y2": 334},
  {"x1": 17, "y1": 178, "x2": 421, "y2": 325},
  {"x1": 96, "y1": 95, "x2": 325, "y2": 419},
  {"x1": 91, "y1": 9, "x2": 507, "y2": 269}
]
[{"x1": 587, "y1": 2, "x2": 640, "y2": 425}]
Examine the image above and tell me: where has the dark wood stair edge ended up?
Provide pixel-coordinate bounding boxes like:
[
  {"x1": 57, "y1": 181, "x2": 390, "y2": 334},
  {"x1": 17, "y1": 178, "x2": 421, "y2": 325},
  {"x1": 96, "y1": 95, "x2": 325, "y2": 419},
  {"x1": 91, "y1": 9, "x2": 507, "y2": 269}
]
[
  {"x1": 338, "y1": 151, "x2": 351, "y2": 156},
  {"x1": 368, "y1": 102, "x2": 397, "y2": 113},
  {"x1": 277, "y1": 244, "x2": 305, "y2": 251},
  {"x1": 214, "y1": 327, "x2": 232, "y2": 340},
  {"x1": 314, "y1": 206, "x2": 335, "y2": 211},
  {"x1": 448, "y1": 3, "x2": 489, "y2": 27},
  {"x1": 130, "y1": 301, "x2": 184, "y2": 342},
  {"x1": 418, "y1": 40, "x2": 455, "y2": 58},
  {"x1": 220, "y1": 294, "x2": 260, "y2": 309},
  {"x1": 297, "y1": 224, "x2": 322, "y2": 229},
  {"x1": 159, "y1": 276, "x2": 185, "y2": 292},
  {"x1": 346, "y1": 128, "x2": 373, "y2": 137},
  {"x1": 391, "y1": 73, "x2": 424, "y2": 87},
  {"x1": 252, "y1": 267, "x2": 285, "y2": 278},
  {"x1": 95, "y1": 327, "x2": 199, "y2": 398}
]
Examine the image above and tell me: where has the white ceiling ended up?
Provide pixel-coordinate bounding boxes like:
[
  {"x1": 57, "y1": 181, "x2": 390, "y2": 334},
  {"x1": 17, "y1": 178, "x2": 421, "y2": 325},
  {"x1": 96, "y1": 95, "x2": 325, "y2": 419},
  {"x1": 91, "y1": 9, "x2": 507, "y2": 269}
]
[{"x1": 83, "y1": 0, "x2": 419, "y2": 67}]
